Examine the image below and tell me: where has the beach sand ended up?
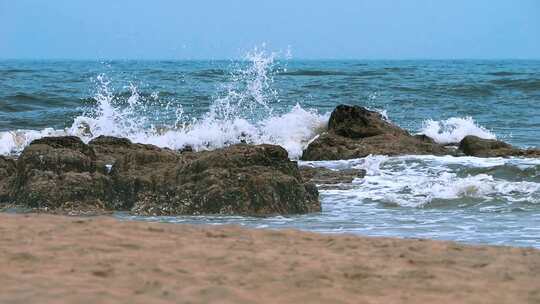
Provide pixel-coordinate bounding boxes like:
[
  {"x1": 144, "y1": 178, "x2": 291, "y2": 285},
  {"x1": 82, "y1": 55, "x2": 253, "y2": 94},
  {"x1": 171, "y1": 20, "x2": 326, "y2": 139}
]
[{"x1": 0, "y1": 213, "x2": 538, "y2": 304}]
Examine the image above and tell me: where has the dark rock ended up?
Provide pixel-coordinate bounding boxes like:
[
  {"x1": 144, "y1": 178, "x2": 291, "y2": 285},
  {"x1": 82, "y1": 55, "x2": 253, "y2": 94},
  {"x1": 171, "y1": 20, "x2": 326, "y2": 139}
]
[
  {"x1": 13, "y1": 136, "x2": 111, "y2": 211},
  {"x1": 329, "y1": 104, "x2": 408, "y2": 138},
  {"x1": 179, "y1": 145, "x2": 194, "y2": 153},
  {"x1": 300, "y1": 166, "x2": 365, "y2": 189},
  {"x1": 459, "y1": 136, "x2": 540, "y2": 157},
  {"x1": 302, "y1": 105, "x2": 452, "y2": 161},
  {"x1": 106, "y1": 142, "x2": 182, "y2": 210},
  {"x1": 11, "y1": 136, "x2": 320, "y2": 216},
  {"x1": 413, "y1": 134, "x2": 437, "y2": 144},
  {"x1": 114, "y1": 144, "x2": 320, "y2": 216},
  {"x1": 0, "y1": 156, "x2": 16, "y2": 203},
  {"x1": 88, "y1": 135, "x2": 175, "y2": 174}
]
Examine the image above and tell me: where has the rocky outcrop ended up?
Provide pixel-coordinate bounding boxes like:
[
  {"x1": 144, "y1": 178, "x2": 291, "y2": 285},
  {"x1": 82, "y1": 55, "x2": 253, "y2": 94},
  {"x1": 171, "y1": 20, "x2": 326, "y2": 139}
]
[
  {"x1": 88, "y1": 136, "x2": 181, "y2": 174},
  {"x1": 302, "y1": 105, "x2": 451, "y2": 160},
  {"x1": 459, "y1": 136, "x2": 540, "y2": 157},
  {"x1": 12, "y1": 136, "x2": 112, "y2": 212},
  {"x1": 116, "y1": 144, "x2": 320, "y2": 216},
  {"x1": 5, "y1": 136, "x2": 319, "y2": 216},
  {"x1": 0, "y1": 156, "x2": 16, "y2": 204},
  {"x1": 300, "y1": 166, "x2": 365, "y2": 190},
  {"x1": 328, "y1": 105, "x2": 408, "y2": 139}
]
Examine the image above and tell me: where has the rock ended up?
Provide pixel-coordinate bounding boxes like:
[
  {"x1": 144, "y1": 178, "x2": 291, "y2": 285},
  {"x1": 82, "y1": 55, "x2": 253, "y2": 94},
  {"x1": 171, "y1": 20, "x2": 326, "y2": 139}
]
[
  {"x1": 0, "y1": 156, "x2": 16, "y2": 204},
  {"x1": 303, "y1": 133, "x2": 450, "y2": 160},
  {"x1": 302, "y1": 105, "x2": 451, "y2": 161},
  {"x1": 88, "y1": 136, "x2": 176, "y2": 174},
  {"x1": 328, "y1": 104, "x2": 408, "y2": 138},
  {"x1": 10, "y1": 136, "x2": 319, "y2": 216},
  {"x1": 104, "y1": 141, "x2": 182, "y2": 210},
  {"x1": 113, "y1": 143, "x2": 320, "y2": 216},
  {"x1": 300, "y1": 166, "x2": 365, "y2": 189},
  {"x1": 459, "y1": 136, "x2": 540, "y2": 157},
  {"x1": 12, "y1": 136, "x2": 111, "y2": 212}
]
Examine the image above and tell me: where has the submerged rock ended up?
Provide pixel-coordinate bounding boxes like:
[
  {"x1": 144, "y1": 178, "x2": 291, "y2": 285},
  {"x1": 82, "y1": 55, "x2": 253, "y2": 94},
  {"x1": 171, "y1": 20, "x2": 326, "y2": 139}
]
[
  {"x1": 299, "y1": 166, "x2": 365, "y2": 190},
  {"x1": 459, "y1": 136, "x2": 540, "y2": 157},
  {"x1": 302, "y1": 105, "x2": 451, "y2": 160},
  {"x1": 9, "y1": 136, "x2": 319, "y2": 216}
]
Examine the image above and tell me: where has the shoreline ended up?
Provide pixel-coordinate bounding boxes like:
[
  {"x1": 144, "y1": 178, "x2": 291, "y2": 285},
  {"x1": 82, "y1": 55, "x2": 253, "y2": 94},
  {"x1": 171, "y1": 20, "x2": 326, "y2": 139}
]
[{"x1": 1, "y1": 213, "x2": 538, "y2": 303}]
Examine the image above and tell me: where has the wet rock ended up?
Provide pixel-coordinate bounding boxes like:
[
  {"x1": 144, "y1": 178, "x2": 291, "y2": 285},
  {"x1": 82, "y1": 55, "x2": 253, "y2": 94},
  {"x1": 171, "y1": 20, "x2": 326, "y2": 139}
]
[
  {"x1": 302, "y1": 105, "x2": 454, "y2": 160},
  {"x1": 112, "y1": 143, "x2": 319, "y2": 216},
  {"x1": 413, "y1": 134, "x2": 437, "y2": 144},
  {"x1": 13, "y1": 136, "x2": 111, "y2": 211},
  {"x1": 106, "y1": 142, "x2": 181, "y2": 210},
  {"x1": 302, "y1": 105, "x2": 451, "y2": 161},
  {"x1": 328, "y1": 104, "x2": 408, "y2": 138},
  {"x1": 0, "y1": 156, "x2": 16, "y2": 204},
  {"x1": 88, "y1": 136, "x2": 176, "y2": 174},
  {"x1": 459, "y1": 136, "x2": 540, "y2": 157},
  {"x1": 11, "y1": 136, "x2": 320, "y2": 216},
  {"x1": 179, "y1": 145, "x2": 194, "y2": 153},
  {"x1": 300, "y1": 166, "x2": 365, "y2": 189}
]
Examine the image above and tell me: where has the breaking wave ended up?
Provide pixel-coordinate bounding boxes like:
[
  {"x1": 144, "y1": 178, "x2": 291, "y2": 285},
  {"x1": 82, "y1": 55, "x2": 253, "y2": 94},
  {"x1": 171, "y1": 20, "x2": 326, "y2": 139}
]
[
  {"x1": 301, "y1": 155, "x2": 540, "y2": 209},
  {"x1": 419, "y1": 117, "x2": 496, "y2": 144},
  {"x1": 0, "y1": 47, "x2": 328, "y2": 159}
]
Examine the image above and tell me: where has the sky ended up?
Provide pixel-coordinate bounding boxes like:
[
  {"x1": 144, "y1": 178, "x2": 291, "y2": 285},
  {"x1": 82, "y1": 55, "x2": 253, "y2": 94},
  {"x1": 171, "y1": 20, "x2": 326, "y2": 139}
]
[{"x1": 1, "y1": 0, "x2": 539, "y2": 60}]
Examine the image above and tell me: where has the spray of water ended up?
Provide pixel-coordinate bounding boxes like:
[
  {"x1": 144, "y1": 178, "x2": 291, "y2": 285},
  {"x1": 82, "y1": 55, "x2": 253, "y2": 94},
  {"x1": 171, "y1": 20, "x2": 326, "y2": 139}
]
[
  {"x1": 0, "y1": 47, "x2": 328, "y2": 159},
  {"x1": 419, "y1": 117, "x2": 496, "y2": 144}
]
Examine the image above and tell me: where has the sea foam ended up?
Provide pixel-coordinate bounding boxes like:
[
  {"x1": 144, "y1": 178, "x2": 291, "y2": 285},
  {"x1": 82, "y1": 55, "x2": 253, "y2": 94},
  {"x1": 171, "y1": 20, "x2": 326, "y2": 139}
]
[
  {"x1": 304, "y1": 155, "x2": 540, "y2": 208},
  {"x1": 0, "y1": 47, "x2": 328, "y2": 159},
  {"x1": 0, "y1": 47, "x2": 501, "y2": 159},
  {"x1": 419, "y1": 117, "x2": 496, "y2": 144}
]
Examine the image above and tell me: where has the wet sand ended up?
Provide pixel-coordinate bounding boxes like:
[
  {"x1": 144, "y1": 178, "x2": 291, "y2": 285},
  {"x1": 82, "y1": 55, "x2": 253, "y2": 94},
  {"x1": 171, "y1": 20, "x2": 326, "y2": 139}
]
[{"x1": 0, "y1": 213, "x2": 538, "y2": 304}]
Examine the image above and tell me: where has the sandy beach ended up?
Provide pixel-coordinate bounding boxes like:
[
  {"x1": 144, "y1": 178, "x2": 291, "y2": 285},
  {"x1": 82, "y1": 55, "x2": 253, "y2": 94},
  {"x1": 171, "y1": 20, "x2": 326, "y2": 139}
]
[{"x1": 0, "y1": 213, "x2": 538, "y2": 304}]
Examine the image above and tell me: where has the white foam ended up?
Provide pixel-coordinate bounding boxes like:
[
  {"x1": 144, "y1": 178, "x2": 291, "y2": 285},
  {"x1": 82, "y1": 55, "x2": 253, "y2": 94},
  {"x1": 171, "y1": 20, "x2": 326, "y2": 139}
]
[
  {"x1": 0, "y1": 47, "x2": 329, "y2": 160},
  {"x1": 419, "y1": 117, "x2": 496, "y2": 144},
  {"x1": 0, "y1": 128, "x2": 66, "y2": 155},
  {"x1": 311, "y1": 155, "x2": 540, "y2": 208}
]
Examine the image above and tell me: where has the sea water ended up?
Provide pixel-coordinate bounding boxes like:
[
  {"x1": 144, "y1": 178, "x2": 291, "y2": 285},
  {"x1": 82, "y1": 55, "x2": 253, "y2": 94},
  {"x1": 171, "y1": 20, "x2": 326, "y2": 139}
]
[{"x1": 1, "y1": 50, "x2": 539, "y2": 247}]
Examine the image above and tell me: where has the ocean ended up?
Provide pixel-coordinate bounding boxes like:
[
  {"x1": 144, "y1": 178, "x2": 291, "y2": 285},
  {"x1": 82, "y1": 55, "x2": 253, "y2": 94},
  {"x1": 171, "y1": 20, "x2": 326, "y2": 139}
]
[{"x1": 1, "y1": 52, "x2": 539, "y2": 248}]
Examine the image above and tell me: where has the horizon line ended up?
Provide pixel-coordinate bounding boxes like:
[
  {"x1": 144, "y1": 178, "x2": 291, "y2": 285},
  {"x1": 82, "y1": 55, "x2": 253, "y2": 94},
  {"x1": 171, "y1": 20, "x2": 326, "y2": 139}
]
[{"x1": 1, "y1": 57, "x2": 540, "y2": 61}]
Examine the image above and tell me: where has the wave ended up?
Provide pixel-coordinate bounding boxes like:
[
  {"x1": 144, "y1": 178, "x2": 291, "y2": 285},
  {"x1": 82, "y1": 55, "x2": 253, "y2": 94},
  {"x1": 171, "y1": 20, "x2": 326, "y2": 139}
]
[
  {"x1": 490, "y1": 78, "x2": 540, "y2": 91},
  {"x1": 191, "y1": 69, "x2": 228, "y2": 77},
  {"x1": 278, "y1": 69, "x2": 387, "y2": 77},
  {"x1": 0, "y1": 68, "x2": 35, "y2": 74},
  {"x1": 7, "y1": 93, "x2": 42, "y2": 102},
  {"x1": 0, "y1": 106, "x2": 328, "y2": 159},
  {"x1": 419, "y1": 117, "x2": 496, "y2": 144},
  {"x1": 460, "y1": 164, "x2": 540, "y2": 182},
  {"x1": 487, "y1": 71, "x2": 523, "y2": 76},
  {"x1": 0, "y1": 49, "x2": 329, "y2": 159},
  {"x1": 0, "y1": 93, "x2": 85, "y2": 113},
  {"x1": 423, "y1": 83, "x2": 496, "y2": 97},
  {"x1": 447, "y1": 84, "x2": 495, "y2": 97},
  {"x1": 279, "y1": 69, "x2": 348, "y2": 76},
  {"x1": 302, "y1": 155, "x2": 540, "y2": 209}
]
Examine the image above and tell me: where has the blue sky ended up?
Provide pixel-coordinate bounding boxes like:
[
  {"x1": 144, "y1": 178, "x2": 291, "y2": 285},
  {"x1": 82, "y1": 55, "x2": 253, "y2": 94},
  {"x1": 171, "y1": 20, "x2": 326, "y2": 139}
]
[{"x1": 1, "y1": 0, "x2": 539, "y2": 59}]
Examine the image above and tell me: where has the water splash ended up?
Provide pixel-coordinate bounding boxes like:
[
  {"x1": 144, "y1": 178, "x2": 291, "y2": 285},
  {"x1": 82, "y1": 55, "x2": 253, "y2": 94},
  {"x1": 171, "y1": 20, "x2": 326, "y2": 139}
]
[
  {"x1": 209, "y1": 45, "x2": 279, "y2": 121},
  {"x1": 419, "y1": 117, "x2": 496, "y2": 144},
  {"x1": 0, "y1": 47, "x2": 328, "y2": 159},
  {"x1": 303, "y1": 155, "x2": 540, "y2": 208}
]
